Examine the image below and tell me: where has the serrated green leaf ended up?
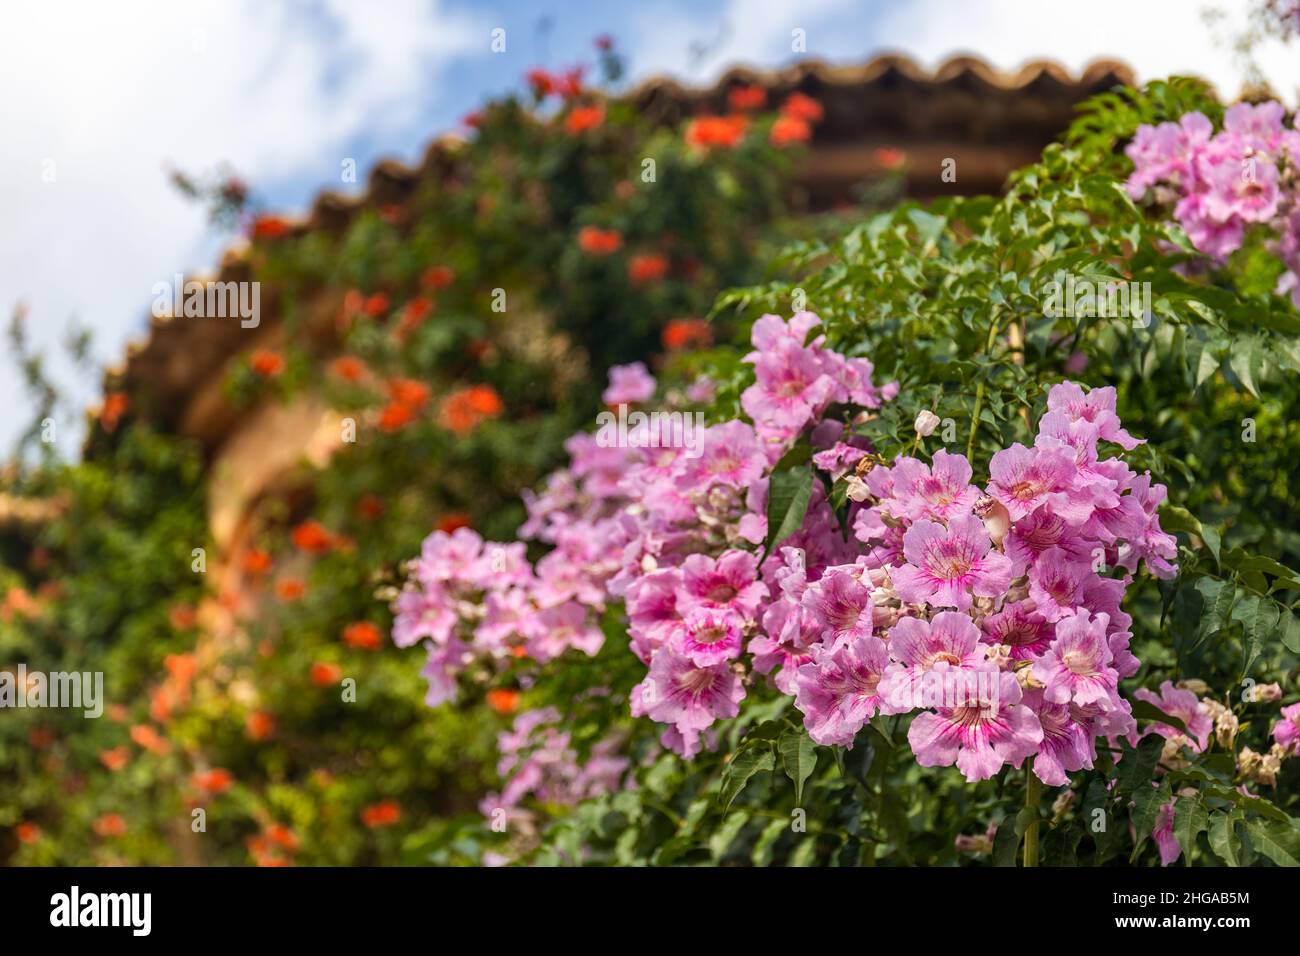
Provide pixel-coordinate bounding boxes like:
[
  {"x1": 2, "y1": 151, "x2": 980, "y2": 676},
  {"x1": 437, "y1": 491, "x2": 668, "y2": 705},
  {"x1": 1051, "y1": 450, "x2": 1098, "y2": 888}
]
[
  {"x1": 778, "y1": 727, "x2": 817, "y2": 805},
  {"x1": 718, "y1": 743, "x2": 775, "y2": 810}
]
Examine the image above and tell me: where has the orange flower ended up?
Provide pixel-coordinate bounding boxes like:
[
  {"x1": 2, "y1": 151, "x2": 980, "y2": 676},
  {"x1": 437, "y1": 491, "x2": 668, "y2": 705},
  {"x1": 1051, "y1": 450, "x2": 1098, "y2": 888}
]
[
  {"x1": 565, "y1": 103, "x2": 605, "y2": 134},
  {"x1": 684, "y1": 114, "x2": 748, "y2": 149},
  {"x1": 243, "y1": 548, "x2": 272, "y2": 575},
  {"x1": 357, "y1": 494, "x2": 385, "y2": 519},
  {"x1": 252, "y1": 215, "x2": 290, "y2": 240},
  {"x1": 577, "y1": 226, "x2": 623, "y2": 256},
  {"x1": 728, "y1": 84, "x2": 767, "y2": 111},
  {"x1": 437, "y1": 513, "x2": 472, "y2": 534},
  {"x1": 168, "y1": 604, "x2": 197, "y2": 630},
  {"x1": 361, "y1": 800, "x2": 401, "y2": 828},
  {"x1": 106, "y1": 703, "x2": 129, "y2": 723},
  {"x1": 363, "y1": 293, "x2": 390, "y2": 318},
  {"x1": 310, "y1": 662, "x2": 343, "y2": 687},
  {"x1": 781, "y1": 92, "x2": 823, "y2": 123},
  {"x1": 193, "y1": 768, "x2": 234, "y2": 794},
  {"x1": 439, "y1": 385, "x2": 503, "y2": 435},
  {"x1": 662, "y1": 318, "x2": 712, "y2": 351},
  {"x1": 291, "y1": 520, "x2": 334, "y2": 553},
  {"x1": 486, "y1": 688, "x2": 520, "y2": 714},
  {"x1": 343, "y1": 621, "x2": 383, "y2": 650},
  {"x1": 378, "y1": 401, "x2": 418, "y2": 433},
  {"x1": 628, "y1": 253, "x2": 669, "y2": 284},
  {"x1": 387, "y1": 379, "x2": 431, "y2": 408},
  {"x1": 276, "y1": 578, "x2": 306, "y2": 602},
  {"x1": 395, "y1": 297, "x2": 433, "y2": 340},
  {"x1": 130, "y1": 723, "x2": 171, "y2": 755},
  {"x1": 150, "y1": 686, "x2": 177, "y2": 723},
  {"x1": 15, "y1": 822, "x2": 41, "y2": 845},
  {"x1": 250, "y1": 349, "x2": 285, "y2": 377},
  {"x1": 873, "y1": 146, "x2": 907, "y2": 170},
  {"x1": 164, "y1": 653, "x2": 198, "y2": 684},
  {"x1": 265, "y1": 823, "x2": 300, "y2": 852},
  {"x1": 421, "y1": 265, "x2": 456, "y2": 290},
  {"x1": 329, "y1": 355, "x2": 367, "y2": 382},
  {"x1": 92, "y1": 813, "x2": 127, "y2": 838},
  {"x1": 246, "y1": 710, "x2": 276, "y2": 741},
  {"x1": 29, "y1": 727, "x2": 55, "y2": 749},
  {"x1": 99, "y1": 746, "x2": 130, "y2": 772},
  {"x1": 770, "y1": 114, "x2": 811, "y2": 147},
  {"x1": 100, "y1": 392, "x2": 130, "y2": 433}
]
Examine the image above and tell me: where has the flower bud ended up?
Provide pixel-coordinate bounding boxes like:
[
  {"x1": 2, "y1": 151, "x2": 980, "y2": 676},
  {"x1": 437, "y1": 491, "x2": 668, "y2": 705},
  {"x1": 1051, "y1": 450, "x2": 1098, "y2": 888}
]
[
  {"x1": 914, "y1": 409, "x2": 941, "y2": 437},
  {"x1": 1253, "y1": 682, "x2": 1283, "y2": 702},
  {"x1": 973, "y1": 495, "x2": 1011, "y2": 547},
  {"x1": 1177, "y1": 678, "x2": 1209, "y2": 695}
]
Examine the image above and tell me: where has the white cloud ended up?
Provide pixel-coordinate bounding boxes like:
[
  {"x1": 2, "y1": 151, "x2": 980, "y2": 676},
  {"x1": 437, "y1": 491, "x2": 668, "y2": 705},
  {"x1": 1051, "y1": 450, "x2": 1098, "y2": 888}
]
[{"x1": 0, "y1": 0, "x2": 485, "y2": 453}]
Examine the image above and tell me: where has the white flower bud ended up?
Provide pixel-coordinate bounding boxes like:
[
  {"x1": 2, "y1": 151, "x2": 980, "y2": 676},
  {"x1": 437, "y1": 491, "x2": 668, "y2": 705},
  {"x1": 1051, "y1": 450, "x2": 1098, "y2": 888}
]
[{"x1": 914, "y1": 409, "x2": 941, "y2": 437}]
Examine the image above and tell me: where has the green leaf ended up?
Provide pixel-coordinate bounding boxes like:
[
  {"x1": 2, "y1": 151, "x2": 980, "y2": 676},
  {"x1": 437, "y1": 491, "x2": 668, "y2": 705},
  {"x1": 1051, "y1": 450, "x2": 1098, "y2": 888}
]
[
  {"x1": 1172, "y1": 795, "x2": 1208, "y2": 864},
  {"x1": 1233, "y1": 593, "x2": 1280, "y2": 676},
  {"x1": 718, "y1": 742, "x2": 775, "y2": 810},
  {"x1": 1117, "y1": 734, "x2": 1165, "y2": 794},
  {"x1": 1208, "y1": 812, "x2": 1241, "y2": 867},
  {"x1": 764, "y1": 466, "x2": 814, "y2": 555},
  {"x1": 778, "y1": 727, "x2": 817, "y2": 805},
  {"x1": 991, "y1": 820, "x2": 1019, "y2": 867},
  {"x1": 1130, "y1": 783, "x2": 1169, "y2": 861},
  {"x1": 1245, "y1": 819, "x2": 1300, "y2": 867}
]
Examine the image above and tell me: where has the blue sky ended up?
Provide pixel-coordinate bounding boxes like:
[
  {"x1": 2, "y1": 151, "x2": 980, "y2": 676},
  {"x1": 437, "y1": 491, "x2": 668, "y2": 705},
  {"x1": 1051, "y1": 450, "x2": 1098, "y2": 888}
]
[{"x1": 2, "y1": 0, "x2": 1297, "y2": 455}]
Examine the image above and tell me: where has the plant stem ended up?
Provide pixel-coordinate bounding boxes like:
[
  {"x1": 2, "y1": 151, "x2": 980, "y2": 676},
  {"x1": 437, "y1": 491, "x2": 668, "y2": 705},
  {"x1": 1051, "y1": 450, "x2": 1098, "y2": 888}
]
[
  {"x1": 965, "y1": 317, "x2": 1003, "y2": 460},
  {"x1": 1023, "y1": 768, "x2": 1041, "y2": 868}
]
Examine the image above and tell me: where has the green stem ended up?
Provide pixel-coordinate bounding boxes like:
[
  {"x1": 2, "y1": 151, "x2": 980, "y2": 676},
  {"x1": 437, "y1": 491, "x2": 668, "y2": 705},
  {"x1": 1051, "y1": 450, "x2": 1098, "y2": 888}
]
[
  {"x1": 965, "y1": 317, "x2": 1003, "y2": 460},
  {"x1": 1023, "y1": 768, "x2": 1041, "y2": 868}
]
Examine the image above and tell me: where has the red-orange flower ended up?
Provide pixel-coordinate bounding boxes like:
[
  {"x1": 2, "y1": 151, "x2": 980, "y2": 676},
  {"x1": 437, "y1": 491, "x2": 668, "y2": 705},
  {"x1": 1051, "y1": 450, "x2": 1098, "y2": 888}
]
[
  {"x1": 310, "y1": 662, "x2": 343, "y2": 687},
  {"x1": 29, "y1": 727, "x2": 55, "y2": 750},
  {"x1": 685, "y1": 114, "x2": 748, "y2": 149},
  {"x1": 439, "y1": 385, "x2": 504, "y2": 435},
  {"x1": 771, "y1": 115, "x2": 811, "y2": 147},
  {"x1": 421, "y1": 264, "x2": 456, "y2": 290},
  {"x1": 378, "y1": 401, "x2": 418, "y2": 433},
  {"x1": 565, "y1": 104, "x2": 605, "y2": 134},
  {"x1": 100, "y1": 392, "x2": 130, "y2": 433},
  {"x1": 265, "y1": 823, "x2": 300, "y2": 852},
  {"x1": 329, "y1": 355, "x2": 367, "y2": 382},
  {"x1": 874, "y1": 146, "x2": 907, "y2": 170},
  {"x1": 193, "y1": 768, "x2": 234, "y2": 794},
  {"x1": 130, "y1": 723, "x2": 171, "y2": 756},
  {"x1": 781, "y1": 92, "x2": 824, "y2": 123},
  {"x1": 291, "y1": 520, "x2": 334, "y2": 554},
  {"x1": 243, "y1": 547, "x2": 272, "y2": 576},
  {"x1": 252, "y1": 215, "x2": 290, "y2": 240},
  {"x1": 395, "y1": 297, "x2": 433, "y2": 340},
  {"x1": 343, "y1": 621, "x2": 383, "y2": 651},
  {"x1": 662, "y1": 318, "x2": 713, "y2": 351},
  {"x1": 250, "y1": 349, "x2": 285, "y2": 377},
  {"x1": 728, "y1": 84, "x2": 767, "y2": 111},
  {"x1": 168, "y1": 604, "x2": 197, "y2": 630},
  {"x1": 99, "y1": 746, "x2": 130, "y2": 772},
  {"x1": 361, "y1": 800, "x2": 402, "y2": 828},
  {"x1": 357, "y1": 494, "x2": 385, "y2": 519},
  {"x1": 486, "y1": 688, "x2": 521, "y2": 714},
  {"x1": 436, "y1": 513, "x2": 472, "y2": 534},
  {"x1": 165, "y1": 653, "x2": 198, "y2": 684},
  {"x1": 246, "y1": 710, "x2": 276, "y2": 741},
  {"x1": 15, "y1": 822, "x2": 41, "y2": 845},
  {"x1": 578, "y1": 226, "x2": 623, "y2": 256},
  {"x1": 363, "y1": 292, "x2": 390, "y2": 318},
  {"x1": 628, "y1": 253, "x2": 669, "y2": 284},
  {"x1": 387, "y1": 379, "x2": 431, "y2": 408},
  {"x1": 276, "y1": 578, "x2": 306, "y2": 602},
  {"x1": 92, "y1": 813, "x2": 127, "y2": 838}
]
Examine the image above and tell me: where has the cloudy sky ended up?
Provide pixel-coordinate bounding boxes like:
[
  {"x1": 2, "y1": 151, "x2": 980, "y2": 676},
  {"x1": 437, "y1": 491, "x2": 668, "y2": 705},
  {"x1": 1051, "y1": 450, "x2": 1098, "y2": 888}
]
[{"x1": 2, "y1": 0, "x2": 1297, "y2": 455}]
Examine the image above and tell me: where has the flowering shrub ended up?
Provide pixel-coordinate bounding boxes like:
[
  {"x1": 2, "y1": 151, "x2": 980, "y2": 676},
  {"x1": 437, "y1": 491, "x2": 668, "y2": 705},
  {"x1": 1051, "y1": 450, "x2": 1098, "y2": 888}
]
[{"x1": 391, "y1": 79, "x2": 1300, "y2": 867}]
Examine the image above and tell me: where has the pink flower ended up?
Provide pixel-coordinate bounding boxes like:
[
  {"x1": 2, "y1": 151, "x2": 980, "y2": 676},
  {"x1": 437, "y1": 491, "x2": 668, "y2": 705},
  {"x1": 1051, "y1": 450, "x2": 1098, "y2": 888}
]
[
  {"x1": 602, "y1": 362, "x2": 656, "y2": 405},
  {"x1": 392, "y1": 583, "x2": 456, "y2": 648},
  {"x1": 878, "y1": 612, "x2": 988, "y2": 714},
  {"x1": 673, "y1": 421, "x2": 766, "y2": 491},
  {"x1": 1223, "y1": 101, "x2": 1288, "y2": 156},
  {"x1": 890, "y1": 450, "x2": 981, "y2": 521},
  {"x1": 1132, "y1": 680, "x2": 1212, "y2": 753},
  {"x1": 625, "y1": 570, "x2": 680, "y2": 663},
  {"x1": 1045, "y1": 383, "x2": 1143, "y2": 453},
  {"x1": 1152, "y1": 799, "x2": 1181, "y2": 866},
  {"x1": 1032, "y1": 610, "x2": 1121, "y2": 710},
  {"x1": 1272, "y1": 702, "x2": 1300, "y2": 753},
  {"x1": 891, "y1": 515, "x2": 1013, "y2": 611},
  {"x1": 525, "y1": 601, "x2": 605, "y2": 662},
  {"x1": 635, "y1": 648, "x2": 746, "y2": 735},
  {"x1": 669, "y1": 607, "x2": 745, "y2": 666},
  {"x1": 794, "y1": 634, "x2": 889, "y2": 746},
  {"x1": 987, "y1": 443, "x2": 1083, "y2": 522},
  {"x1": 676, "y1": 549, "x2": 768, "y2": 622},
  {"x1": 1027, "y1": 547, "x2": 1091, "y2": 622},
  {"x1": 800, "y1": 565, "x2": 874, "y2": 646},
  {"x1": 1203, "y1": 150, "x2": 1280, "y2": 224},
  {"x1": 907, "y1": 671, "x2": 1043, "y2": 782},
  {"x1": 980, "y1": 600, "x2": 1054, "y2": 660},
  {"x1": 1023, "y1": 688, "x2": 1095, "y2": 785}
]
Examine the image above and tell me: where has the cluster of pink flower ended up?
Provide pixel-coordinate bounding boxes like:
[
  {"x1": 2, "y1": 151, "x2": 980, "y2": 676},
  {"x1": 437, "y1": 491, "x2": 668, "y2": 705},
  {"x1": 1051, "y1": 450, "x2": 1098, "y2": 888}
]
[
  {"x1": 393, "y1": 311, "x2": 1181, "y2": 792},
  {"x1": 1124, "y1": 101, "x2": 1300, "y2": 304},
  {"x1": 480, "y1": 707, "x2": 630, "y2": 821}
]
